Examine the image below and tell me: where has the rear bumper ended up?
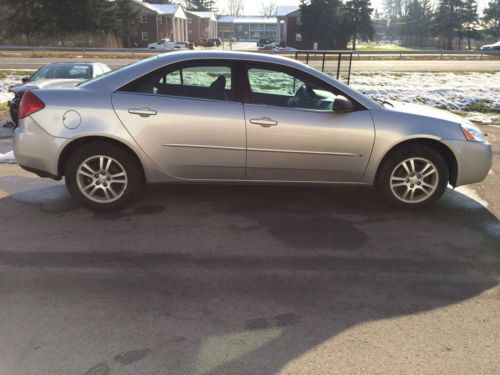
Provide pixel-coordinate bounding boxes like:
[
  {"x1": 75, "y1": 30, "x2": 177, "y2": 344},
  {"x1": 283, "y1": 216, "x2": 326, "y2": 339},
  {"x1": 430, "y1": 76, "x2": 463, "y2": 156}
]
[
  {"x1": 13, "y1": 117, "x2": 67, "y2": 179},
  {"x1": 442, "y1": 139, "x2": 492, "y2": 186}
]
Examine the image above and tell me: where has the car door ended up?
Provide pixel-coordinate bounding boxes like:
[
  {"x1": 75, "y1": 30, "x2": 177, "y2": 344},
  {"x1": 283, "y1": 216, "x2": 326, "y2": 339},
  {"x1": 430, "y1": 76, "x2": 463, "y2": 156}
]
[
  {"x1": 112, "y1": 61, "x2": 246, "y2": 180},
  {"x1": 242, "y1": 63, "x2": 375, "y2": 182}
]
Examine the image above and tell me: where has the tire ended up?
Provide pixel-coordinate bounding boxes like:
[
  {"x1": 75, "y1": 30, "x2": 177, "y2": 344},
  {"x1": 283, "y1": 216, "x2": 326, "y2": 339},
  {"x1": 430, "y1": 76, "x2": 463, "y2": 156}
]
[
  {"x1": 64, "y1": 142, "x2": 144, "y2": 211},
  {"x1": 376, "y1": 144, "x2": 449, "y2": 209},
  {"x1": 9, "y1": 106, "x2": 18, "y2": 126}
]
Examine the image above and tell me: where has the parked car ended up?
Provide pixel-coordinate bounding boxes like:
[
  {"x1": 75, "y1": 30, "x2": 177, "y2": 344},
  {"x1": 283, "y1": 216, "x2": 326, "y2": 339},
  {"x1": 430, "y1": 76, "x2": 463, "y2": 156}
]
[
  {"x1": 8, "y1": 62, "x2": 111, "y2": 125},
  {"x1": 13, "y1": 51, "x2": 492, "y2": 211},
  {"x1": 258, "y1": 43, "x2": 279, "y2": 51},
  {"x1": 257, "y1": 39, "x2": 274, "y2": 47},
  {"x1": 177, "y1": 41, "x2": 194, "y2": 50},
  {"x1": 147, "y1": 39, "x2": 184, "y2": 50},
  {"x1": 480, "y1": 41, "x2": 500, "y2": 51},
  {"x1": 196, "y1": 38, "x2": 221, "y2": 47}
]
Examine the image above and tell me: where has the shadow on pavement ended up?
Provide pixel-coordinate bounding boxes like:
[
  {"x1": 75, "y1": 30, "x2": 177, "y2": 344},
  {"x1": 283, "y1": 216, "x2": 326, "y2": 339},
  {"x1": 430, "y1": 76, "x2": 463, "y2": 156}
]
[{"x1": 0, "y1": 180, "x2": 498, "y2": 374}]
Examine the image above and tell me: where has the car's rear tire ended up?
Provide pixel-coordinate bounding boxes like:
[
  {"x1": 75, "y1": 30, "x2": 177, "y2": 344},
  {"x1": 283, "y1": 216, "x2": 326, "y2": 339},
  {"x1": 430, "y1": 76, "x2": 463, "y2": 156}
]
[
  {"x1": 376, "y1": 144, "x2": 449, "y2": 209},
  {"x1": 64, "y1": 142, "x2": 144, "y2": 211},
  {"x1": 9, "y1": 105, "x2": 18, "y2": 126}
]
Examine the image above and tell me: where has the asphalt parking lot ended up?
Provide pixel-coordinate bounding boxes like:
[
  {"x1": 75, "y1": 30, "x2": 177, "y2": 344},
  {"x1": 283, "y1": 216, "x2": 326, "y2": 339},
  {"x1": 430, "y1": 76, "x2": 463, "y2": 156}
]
[{"x1": 0, "y1": 121, "x2": 499, "y2": 375}]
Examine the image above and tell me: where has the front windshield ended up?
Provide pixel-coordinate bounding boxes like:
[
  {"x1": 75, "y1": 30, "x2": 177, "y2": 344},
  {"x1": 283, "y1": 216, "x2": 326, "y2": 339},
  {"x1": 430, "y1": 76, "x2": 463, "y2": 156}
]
[{"x1": 30, "y1": 64, "x2": 92, "y2": 81}]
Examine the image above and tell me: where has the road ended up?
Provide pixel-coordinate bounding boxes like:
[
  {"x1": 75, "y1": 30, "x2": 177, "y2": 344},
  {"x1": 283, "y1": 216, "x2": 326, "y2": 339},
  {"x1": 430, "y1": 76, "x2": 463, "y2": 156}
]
[
  {"x1": 0, "y1": 121, "x2": 499, "y2": 375},
  {"x1": 0, "y1": 56, "x2": 499, "y2": 72}
]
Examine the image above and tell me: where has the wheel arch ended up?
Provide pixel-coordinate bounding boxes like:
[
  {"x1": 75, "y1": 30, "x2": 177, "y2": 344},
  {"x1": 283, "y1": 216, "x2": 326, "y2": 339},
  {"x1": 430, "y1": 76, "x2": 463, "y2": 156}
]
[
  {"x1": 57, "y1": 136, "x2": 146, "y2": 181},
  {"x1": 374, "y1": 138, "x2": 458, "y2": 187}
]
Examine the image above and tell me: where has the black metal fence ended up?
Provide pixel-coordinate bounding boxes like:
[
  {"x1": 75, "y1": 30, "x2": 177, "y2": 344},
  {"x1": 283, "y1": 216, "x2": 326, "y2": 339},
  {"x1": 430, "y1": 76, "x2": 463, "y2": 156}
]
[{"x1": 294, "y1": 51, "x2": 354, "y2": 84}]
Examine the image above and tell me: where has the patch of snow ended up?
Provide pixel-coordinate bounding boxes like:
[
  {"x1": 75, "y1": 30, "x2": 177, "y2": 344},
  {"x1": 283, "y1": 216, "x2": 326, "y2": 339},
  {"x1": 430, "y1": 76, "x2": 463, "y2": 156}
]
[
  {"x1": 351, "y1": 72, "x2": 500, "y2": 124},
  {"x1": 0, "y1": 150, "x2": 16, "y2": 164},
  {"x1": 0, "y1": 75, "x2": 21, "y2": 103}
]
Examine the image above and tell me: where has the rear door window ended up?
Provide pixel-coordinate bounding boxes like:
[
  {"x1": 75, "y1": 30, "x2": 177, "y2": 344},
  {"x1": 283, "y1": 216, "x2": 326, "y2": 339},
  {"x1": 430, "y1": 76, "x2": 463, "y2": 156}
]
[{"x1": 119, "y1": 64, "x2": 234, "y2": 102}]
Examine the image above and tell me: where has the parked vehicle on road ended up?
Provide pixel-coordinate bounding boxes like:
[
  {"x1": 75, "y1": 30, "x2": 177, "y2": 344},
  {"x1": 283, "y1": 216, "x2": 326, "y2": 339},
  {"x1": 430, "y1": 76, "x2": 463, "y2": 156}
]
[
  {"x1": 257, "y1": 39, "x2": 274, "y2": 47},
  {"x1": 177, "y1": 41, "x2": 194, "y2": 50},
  {"x1": 196, "y1": 38, "x2": 222, "y2": 47},
  {"x1": 147, "y1": 39, "x2": 185, "y2": 50},
  {"x1": 8, "y1": 62, "x2": 111, "y2": 125},
  {"x1": 480, "y1": 41, "x2": 500, "y2": 51},
  {"x1": 13, "y1": 51, "x2": 492, "y2": 211}
]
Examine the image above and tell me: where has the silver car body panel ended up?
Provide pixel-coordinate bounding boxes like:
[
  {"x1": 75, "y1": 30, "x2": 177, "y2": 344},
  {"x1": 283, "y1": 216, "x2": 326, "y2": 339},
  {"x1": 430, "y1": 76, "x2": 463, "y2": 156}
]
[{"x1": 14, "y1": 51, "x2": 492, "y2": 188}]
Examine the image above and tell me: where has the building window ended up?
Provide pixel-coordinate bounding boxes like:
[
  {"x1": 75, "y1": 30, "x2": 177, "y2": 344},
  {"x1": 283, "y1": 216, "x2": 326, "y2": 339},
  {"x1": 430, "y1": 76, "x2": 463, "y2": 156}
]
[
  {"x1": 142, "y1": 32, "x2": 149, "y2": 41},
  {"x1": 158, "y1": 16, "x2": 163, "y2": 24},
  {"x1": 296, "y1": 15, "x2": 302, "y2": 26},
  {"x1": 141, "y1": 15, "x2": 148, "y2": 24},
  {"x1": 296, "y1": 33, "x2": 302, "y2": 42},
  {"x1": 187, "y1": 18, "x2": 192, "y2": 24}
]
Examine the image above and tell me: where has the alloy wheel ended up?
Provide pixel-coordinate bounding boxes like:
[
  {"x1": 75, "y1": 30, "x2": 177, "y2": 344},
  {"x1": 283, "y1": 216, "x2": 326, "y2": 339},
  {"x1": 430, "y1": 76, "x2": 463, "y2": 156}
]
[
  {"x1": 390, "y1": 157, "x2": 439, "y2": 204},
  {"x1": 76, "y1": 155, "x2": 128, "y2": 203}
]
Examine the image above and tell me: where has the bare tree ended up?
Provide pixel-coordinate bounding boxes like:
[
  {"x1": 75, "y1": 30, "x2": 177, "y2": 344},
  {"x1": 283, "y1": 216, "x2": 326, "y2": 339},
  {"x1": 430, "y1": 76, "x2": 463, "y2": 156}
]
[
  {"x1": 260, "y1": 0, "x2": 277, "y2": 16},
  {"x1": 227, "y1": 0, "x2": 245, "y2": 16}
]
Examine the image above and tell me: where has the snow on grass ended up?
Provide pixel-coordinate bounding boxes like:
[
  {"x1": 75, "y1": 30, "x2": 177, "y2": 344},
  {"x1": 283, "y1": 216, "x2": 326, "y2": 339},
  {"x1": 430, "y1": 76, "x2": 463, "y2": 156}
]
[
  {"x1": 0, "y1": 71, "x2": 499, "y2": 123},
  {"x1": 350, "y1": 72, "x2": 500, "y2": 123},
  {"x1": 0, "y1": 75, "x2": 21, "y2": 103}
]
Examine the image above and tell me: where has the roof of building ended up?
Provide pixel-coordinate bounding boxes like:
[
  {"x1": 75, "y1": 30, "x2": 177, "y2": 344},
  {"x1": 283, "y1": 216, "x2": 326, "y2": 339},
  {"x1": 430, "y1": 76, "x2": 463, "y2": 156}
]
[
  {"x1": 132, "y1": 1, "x2": 186, "y2": 18},
  {"x1": 276, "y1": 5, "x2": 300, "y2": 16},
  {"x1": 217, "y1": 16, "x2": 277, "y2": 24},
  {"x1": 186, "y1": 11, "x2": 217, "y2": 22}
]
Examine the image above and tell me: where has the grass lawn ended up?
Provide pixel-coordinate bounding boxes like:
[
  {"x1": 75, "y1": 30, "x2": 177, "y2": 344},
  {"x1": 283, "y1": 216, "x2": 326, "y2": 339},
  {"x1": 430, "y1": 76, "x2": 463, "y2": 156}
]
[
  {"x1": 0, "y1": 70, "x2": 34, "y2": 79},
  {"x1": 353, "y1": 43, "x2": 429, "y2": 51}
]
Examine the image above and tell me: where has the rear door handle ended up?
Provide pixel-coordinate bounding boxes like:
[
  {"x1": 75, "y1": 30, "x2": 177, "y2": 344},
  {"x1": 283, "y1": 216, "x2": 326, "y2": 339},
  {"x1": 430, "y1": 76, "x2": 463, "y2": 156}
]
[
  {"x1": 128, "y1": 107, "x2": 157, "y2": 117},
  {"x1": 250, "y1": 117, "x2": 278, "y2": 127}
]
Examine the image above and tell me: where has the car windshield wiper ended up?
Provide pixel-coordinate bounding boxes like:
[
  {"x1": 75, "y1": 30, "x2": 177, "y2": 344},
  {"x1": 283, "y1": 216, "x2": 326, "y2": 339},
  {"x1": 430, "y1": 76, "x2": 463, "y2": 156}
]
[{"x1": 374, "y1": 98, "x2": 394, "y2": 108}]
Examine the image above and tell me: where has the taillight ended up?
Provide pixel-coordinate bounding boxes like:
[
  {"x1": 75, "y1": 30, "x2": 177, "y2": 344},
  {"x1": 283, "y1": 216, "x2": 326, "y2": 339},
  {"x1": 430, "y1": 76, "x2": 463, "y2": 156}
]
[{"x1": 19, "y1": 91, "x2": 45, "y2": 119}]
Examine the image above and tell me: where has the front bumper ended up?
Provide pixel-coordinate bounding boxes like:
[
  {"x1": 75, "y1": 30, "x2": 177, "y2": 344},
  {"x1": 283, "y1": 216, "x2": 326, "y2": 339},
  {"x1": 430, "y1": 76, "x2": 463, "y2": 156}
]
[
  {"x1": 13, "y1": 117, "x2": 67, "y2": 179},
  {"x1": 442, "y1": 139, "x2": 492, "y2": 186}
]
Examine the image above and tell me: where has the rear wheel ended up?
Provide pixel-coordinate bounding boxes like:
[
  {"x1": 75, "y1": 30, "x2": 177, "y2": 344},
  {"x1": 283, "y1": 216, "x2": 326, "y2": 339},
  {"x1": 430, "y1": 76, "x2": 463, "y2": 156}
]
[
  {"x1": 376, "y1": 144, "x2": 449, "y2": 209},
  {"x1": 64, "y1": 142, "x2": 144, "y2": 211}
]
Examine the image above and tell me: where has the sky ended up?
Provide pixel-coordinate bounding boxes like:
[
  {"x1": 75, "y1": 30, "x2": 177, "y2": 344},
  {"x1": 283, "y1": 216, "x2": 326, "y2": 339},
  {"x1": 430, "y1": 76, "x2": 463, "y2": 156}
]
[{"x1": 214, "y1": 0, "x2": 491, "y2": 15}]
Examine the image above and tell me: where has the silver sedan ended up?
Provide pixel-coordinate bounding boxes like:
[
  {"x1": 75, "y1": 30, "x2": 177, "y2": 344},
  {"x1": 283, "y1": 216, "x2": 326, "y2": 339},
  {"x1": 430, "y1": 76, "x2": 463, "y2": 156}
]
[{"x1": 13, "y1": 51, "x2": 492, "y2": 211}]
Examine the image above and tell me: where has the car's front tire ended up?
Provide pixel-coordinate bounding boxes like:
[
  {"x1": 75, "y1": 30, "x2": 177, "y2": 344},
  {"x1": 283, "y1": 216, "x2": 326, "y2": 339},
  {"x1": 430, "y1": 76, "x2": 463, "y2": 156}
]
[
  {"x1": 64, "y1": 142, "x2": 144, "y2": 211},
  {"x1": 376, "y1": 144, "x2": 449, "y2": 209}
]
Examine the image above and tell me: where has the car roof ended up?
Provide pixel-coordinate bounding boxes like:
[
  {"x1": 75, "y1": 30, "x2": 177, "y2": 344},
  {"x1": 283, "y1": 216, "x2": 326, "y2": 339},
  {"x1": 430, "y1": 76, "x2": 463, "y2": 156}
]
[{"x1": 81, "y1": 51, "x2": 379, "y2": 109}]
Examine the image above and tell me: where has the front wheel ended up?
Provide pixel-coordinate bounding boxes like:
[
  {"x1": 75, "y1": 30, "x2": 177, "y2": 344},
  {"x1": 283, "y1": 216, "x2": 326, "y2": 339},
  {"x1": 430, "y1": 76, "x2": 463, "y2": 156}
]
[
  {"x1": 376, "y1": 144, "x2": 449, "y2": 209},
  {"x1": 65, "y1": 142, "x2": 144, "y2": 211}
]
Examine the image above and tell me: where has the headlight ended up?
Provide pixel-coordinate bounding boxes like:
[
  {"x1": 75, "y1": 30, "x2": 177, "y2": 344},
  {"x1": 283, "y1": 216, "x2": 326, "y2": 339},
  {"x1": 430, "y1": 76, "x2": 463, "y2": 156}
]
[{"x1": 461, "y1": 122, "x2": 487, "y2": 143}]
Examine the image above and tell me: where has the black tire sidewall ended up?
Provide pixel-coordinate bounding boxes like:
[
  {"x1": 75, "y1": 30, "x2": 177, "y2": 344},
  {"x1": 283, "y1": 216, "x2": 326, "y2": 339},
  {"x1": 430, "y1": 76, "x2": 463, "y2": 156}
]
[
  {"x1": 377, "y1": 145, "x2": 449, "y2": 209},
  {"x1": 65, "y1": 142, "x2": 144, "y2": 211}
]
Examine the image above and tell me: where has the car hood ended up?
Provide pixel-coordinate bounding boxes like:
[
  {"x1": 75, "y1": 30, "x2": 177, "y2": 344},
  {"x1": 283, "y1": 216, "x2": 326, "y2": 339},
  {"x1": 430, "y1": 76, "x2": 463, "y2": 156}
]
[
  {"x1": 10, "y1": 79, "x2": 82, "y2": 95},
  {"x1": 385, "y1": 101, "x2": 464, "y2": 124}
]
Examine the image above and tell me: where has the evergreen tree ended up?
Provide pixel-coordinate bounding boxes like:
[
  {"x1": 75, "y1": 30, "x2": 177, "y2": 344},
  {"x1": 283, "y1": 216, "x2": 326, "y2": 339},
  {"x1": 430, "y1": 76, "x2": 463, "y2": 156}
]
[
  {"x1": 482, "y1": 0, "x2": 500, "y2": 38},
  {"x1": 345, "y1": 0, "x2": 374, "y2": 50},
  {"x1": 115, "y1": 0, "x2": 140, "y2": 47},
  {"x1": 300, "y1": 0, "x2": 350, "y2": 49},
  {"x1": 399, "y1": 0, "x2": 432, "y2": 47},
  {"x1": 461, "y1": 0, "x2": 479, "y2": 49},
  {"x1": 188, "y1": 0, "x2": 217, "y2": 11},
  {"x1": 433, "y1": 0, "x2": 463, "y2": 49}
]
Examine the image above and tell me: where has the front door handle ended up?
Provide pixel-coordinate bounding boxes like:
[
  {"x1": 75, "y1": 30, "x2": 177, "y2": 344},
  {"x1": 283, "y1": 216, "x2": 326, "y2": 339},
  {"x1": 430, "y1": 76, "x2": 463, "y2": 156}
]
[
  {"x1": 250, "y1": 117, "x2": 278, "y2": 127},
  {"x1": 128, "y1": 107, "x2": 157, "y2": 117}
]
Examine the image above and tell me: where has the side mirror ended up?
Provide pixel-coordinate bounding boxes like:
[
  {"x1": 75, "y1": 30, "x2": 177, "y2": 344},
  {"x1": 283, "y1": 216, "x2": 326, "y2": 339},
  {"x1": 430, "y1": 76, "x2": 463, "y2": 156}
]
[
  {"x1": 332, "y1": 95, "x2": 354, "y2": 113},
  {"x1": 22, "y1": 76, "x2": 30, "y2": 83}
]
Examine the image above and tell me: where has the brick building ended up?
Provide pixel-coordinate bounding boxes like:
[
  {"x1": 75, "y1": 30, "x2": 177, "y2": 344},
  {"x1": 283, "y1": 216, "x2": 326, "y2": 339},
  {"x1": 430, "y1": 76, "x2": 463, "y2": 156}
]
[
  {"x1": 131, "y1": 1, "x2": 189, "y2": 47},
  {"x1": 276, "y1": 5, "x2": 312, "y2": 50},
  {"x1": 186, "y1": 11, "x2": 217, "y2": 44}
]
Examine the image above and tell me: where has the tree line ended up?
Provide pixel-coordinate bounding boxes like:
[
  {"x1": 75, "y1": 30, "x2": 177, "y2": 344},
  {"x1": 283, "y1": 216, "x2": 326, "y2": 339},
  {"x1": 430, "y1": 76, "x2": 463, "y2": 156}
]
[
  {"x1": 300, "y1": 0, "x2": 375, "y2": 50},
  {"x1": 382, "y1": 0, "x2": 500, "y2": 49},
  {"x1": 0, "y1": 0, "x2": 217, "y2": 47}
]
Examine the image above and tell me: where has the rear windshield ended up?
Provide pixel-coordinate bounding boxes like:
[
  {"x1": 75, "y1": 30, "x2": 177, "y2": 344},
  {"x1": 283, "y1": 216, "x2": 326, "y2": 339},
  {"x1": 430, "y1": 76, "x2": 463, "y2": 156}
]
[{"x1": 31, "y1": 64, "x2": 92, "y2": 80}]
